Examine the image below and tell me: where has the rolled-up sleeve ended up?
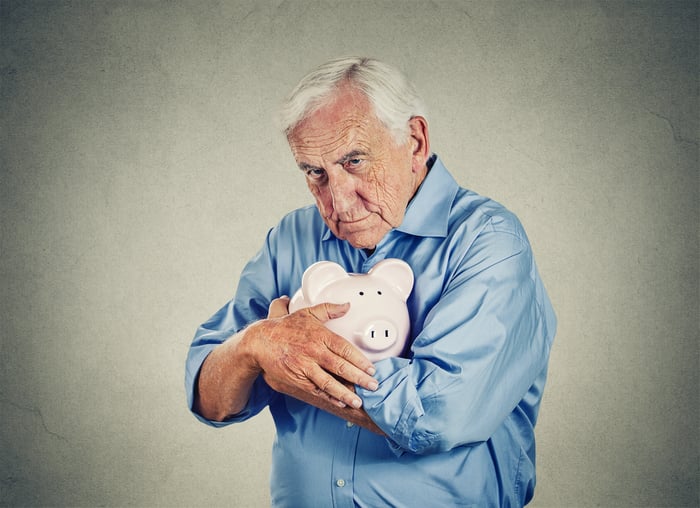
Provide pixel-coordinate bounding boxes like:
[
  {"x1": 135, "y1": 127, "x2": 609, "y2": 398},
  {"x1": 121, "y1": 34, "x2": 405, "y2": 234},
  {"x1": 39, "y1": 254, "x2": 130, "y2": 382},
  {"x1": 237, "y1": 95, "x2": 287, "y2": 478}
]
[
  {"x1": 184, "y1": 230, "x2": 281, "y2": 427},
  {"x1": 358, "y1": 218, "x2": 556, "y2": 455}
]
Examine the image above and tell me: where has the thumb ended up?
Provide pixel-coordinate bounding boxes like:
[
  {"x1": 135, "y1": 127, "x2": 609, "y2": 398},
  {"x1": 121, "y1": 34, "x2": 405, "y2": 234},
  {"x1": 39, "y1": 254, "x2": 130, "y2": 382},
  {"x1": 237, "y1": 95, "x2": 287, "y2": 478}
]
[
  {"x1": 307, "y1": 301, "x2": 350, "y2": 322},
  {"x1": 267, "y1": 296, "x2": 291, "y2": 318}
]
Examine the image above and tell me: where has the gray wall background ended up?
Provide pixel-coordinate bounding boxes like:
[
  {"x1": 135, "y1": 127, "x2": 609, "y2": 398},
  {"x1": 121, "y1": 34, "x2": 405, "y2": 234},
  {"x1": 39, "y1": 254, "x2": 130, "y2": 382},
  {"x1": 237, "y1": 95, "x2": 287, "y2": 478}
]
[{"x1": 1, "y1": 1, "x2": 697, "y2": 506}]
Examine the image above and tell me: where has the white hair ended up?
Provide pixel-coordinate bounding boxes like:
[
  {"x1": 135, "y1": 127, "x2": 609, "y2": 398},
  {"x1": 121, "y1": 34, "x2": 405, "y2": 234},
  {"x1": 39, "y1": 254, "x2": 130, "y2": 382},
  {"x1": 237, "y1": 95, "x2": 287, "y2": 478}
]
[{"x1": 278, "y1": 56, "x2": 427, "y2": 144}]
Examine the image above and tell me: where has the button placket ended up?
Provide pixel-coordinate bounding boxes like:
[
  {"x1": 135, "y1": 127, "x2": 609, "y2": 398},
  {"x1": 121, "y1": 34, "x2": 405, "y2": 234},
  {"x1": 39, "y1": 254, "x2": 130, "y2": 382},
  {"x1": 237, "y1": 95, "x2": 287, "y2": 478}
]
[{"x1": 330, "y1": 421, "x2": 360, "y2": 507}]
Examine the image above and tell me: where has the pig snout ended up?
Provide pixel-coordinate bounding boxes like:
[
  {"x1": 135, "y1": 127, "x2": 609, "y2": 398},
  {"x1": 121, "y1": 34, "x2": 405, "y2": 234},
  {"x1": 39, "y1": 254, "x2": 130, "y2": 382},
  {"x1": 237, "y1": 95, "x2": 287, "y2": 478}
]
[{"x1": 355, "y1": 319, "x2": 399, "y2": 352}]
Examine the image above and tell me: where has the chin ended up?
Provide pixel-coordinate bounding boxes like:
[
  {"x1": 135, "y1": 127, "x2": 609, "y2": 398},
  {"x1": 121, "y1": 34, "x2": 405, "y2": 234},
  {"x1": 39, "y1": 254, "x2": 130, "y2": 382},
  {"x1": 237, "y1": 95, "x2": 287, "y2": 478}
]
[
  {"x1": 333, "y1": 219, "x2": 391, "y2": 250},
  {"x1": 345, "y1": 231, "x2": 386, "y2": 250}
]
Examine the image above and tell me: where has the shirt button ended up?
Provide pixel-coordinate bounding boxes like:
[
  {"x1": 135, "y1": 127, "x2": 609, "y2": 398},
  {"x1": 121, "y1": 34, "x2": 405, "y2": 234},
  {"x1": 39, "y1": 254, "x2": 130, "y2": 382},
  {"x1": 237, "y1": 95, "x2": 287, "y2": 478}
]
[
  {"x1": 346, "y1": 421, "x2": 354, "y2": 428},
  {"x1": 336, "y1": 479, "x2": 346, "y2": 488}
]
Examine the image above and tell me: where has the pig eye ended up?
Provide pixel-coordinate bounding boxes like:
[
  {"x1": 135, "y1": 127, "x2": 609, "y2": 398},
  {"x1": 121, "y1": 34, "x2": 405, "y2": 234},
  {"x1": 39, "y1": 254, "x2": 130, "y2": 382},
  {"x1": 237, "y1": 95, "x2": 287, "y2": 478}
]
[
  {"x1": 359, "y1": 291, "x2": 364, "y2": 296},
  {"x1": 377, "y1": 291, "x2": 382, "y2": 295}
]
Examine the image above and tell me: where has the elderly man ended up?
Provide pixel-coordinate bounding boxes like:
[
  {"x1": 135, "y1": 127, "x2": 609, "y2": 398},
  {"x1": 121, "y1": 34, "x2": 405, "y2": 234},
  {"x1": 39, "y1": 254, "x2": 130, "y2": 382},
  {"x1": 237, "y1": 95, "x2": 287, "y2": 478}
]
[{"x1": 186, "y1": 57, "x2": 556, "y2": 507}]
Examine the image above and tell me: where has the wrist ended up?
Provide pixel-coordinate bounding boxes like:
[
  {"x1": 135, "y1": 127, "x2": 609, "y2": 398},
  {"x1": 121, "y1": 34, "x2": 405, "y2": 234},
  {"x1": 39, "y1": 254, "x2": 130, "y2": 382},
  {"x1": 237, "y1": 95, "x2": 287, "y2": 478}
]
[{"x1": 236, "y1": 319, "x2": 269, "y2": 374}]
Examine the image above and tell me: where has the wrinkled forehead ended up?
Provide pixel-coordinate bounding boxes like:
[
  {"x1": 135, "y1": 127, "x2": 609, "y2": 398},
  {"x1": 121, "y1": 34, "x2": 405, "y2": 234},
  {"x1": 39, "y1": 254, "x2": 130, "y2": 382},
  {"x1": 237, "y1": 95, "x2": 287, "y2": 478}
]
[{"x1": 287, "y1": 89, "x2": 384, "y2": 160}]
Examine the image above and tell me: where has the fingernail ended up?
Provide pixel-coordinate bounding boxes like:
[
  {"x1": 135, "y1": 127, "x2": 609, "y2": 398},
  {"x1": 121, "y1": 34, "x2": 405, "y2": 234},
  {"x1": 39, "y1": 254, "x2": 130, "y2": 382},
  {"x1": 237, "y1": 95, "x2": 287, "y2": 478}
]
[
  {"x1": 367, "y1": 366, "x2": 376, "y2": 376},
  {"x1": 352, "y1": 398, "x2": 362, "y2": 408},
  {"x1": 368, "y1": 381, "x2": 379, "y2": 391}
]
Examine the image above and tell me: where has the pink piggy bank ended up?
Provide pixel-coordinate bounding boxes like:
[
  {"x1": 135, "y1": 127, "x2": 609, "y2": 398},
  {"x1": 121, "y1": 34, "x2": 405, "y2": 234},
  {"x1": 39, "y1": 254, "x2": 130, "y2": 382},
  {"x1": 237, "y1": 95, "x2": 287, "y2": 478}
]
[{"x1": 288, "y1": 259, "x2": 414, "y2": 362}]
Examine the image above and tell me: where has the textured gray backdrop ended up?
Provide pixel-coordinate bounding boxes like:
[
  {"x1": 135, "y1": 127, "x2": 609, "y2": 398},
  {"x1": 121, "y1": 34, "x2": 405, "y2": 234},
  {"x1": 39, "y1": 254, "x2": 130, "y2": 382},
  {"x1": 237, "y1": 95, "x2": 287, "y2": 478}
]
[{"x1": 1, "y1": 1, "x2": 698, "y2": 507}]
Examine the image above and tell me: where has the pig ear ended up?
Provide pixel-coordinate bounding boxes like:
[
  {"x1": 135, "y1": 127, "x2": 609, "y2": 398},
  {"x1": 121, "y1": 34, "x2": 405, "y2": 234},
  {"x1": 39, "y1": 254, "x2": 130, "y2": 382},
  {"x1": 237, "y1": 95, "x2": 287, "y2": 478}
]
[
  {"x1": 369, "y1": 259, "x2": 414, "y2": 301},
  {"x1": 301, "y1": 261, "x2": 350, "y2": 303}
]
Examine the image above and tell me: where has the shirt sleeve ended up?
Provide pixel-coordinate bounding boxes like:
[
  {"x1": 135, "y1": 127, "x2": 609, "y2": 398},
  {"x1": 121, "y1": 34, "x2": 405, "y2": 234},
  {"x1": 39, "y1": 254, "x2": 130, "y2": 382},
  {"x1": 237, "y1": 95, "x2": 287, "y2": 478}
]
[
  {"x1": 184, "y1": 230, "x2": 280, "y2": 427},
  {"x1": 357, "y1": 216, "x2": 556, "y2": 455}
]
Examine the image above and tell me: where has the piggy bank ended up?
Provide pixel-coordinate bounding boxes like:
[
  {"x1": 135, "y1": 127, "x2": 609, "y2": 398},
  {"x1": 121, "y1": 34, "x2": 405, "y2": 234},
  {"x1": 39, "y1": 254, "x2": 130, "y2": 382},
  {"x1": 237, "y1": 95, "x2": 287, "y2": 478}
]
[{"x1": 288, "y1": 259, "x2": 414, "y2": 362}]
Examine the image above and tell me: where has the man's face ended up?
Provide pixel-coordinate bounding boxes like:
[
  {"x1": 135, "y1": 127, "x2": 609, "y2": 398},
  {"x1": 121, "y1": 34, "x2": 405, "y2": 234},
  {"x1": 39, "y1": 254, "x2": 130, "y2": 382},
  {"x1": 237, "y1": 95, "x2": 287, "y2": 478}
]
[{"x1": 288, "y1": 86, "x2": 428, "y2": 250}]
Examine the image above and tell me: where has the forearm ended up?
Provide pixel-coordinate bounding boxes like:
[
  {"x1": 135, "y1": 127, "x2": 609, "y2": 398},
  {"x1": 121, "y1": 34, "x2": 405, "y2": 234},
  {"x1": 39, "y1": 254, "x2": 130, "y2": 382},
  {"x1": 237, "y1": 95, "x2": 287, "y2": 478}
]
[
  {"x1": 283, "y1": 379, "x2": 385, "y2": 435},
  {"x1": 193, "y1": 324, "x2": 262, "y2": 421}
]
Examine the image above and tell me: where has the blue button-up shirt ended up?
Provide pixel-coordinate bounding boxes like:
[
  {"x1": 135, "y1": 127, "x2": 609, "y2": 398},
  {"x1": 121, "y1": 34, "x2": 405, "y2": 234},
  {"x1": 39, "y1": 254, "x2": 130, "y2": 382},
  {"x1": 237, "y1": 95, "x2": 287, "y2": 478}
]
[{"x1": 185, "y1": 155, "x2": 556, "y2": 507}]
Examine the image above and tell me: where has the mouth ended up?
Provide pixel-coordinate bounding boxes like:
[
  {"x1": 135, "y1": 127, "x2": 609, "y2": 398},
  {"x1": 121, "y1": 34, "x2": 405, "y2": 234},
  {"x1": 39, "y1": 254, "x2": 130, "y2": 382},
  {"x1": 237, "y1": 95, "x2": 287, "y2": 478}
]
[
  {"x1": 322, "y1": 210, "x2": 387, "y2": 247},
  {"x1": 329, "y1": 214, "x2": 387, "y2": 249},
  {"x1": 335, "y1": 213, "x2": 378, "y2": 234},
  {"x1": 338, "y1": 214, "x2": 372, "y2": 226}
]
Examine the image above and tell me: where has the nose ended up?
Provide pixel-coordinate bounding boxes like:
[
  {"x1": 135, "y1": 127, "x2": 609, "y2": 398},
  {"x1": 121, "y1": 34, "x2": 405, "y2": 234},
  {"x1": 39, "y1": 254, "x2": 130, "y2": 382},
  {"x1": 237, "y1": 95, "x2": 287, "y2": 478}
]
[{"x1": 327, "y1": 171, "x2": 358, "y2": 218}]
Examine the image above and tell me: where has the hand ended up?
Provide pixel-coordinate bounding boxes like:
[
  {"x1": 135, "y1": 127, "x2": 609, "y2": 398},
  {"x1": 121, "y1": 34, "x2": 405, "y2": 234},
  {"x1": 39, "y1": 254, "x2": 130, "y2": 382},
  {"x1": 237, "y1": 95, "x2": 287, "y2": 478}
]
[{"x1": 245, "y1": 297, "x2": 378, "y2": 410}]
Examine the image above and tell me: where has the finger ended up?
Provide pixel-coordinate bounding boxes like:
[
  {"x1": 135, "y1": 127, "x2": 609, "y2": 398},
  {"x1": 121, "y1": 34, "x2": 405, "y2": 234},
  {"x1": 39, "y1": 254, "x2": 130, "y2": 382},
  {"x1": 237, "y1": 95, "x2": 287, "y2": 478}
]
[
  {"x1": 329, "y1": 355, "x2": 379, "y2": 392},
  {"x1": 308, "y1": 332, "x2": 377, "y2": 391},
  {"x1": 267, "y1": 296, "x2": 290, "y2": 319},
  {"x1": 262, "y1": 371, "x2": 348, "y2": 409},
  {"x1": 306, "y1": 302, "x2": 350, "y2": 322},
  {"x1": 306, "y1": 302, "x2": 378, "y2": 381},
  {"x1": 307, "y1": 364, "x2": 363, "y2": 409},
  {"x1": 322, "y1": 333, "x2": 377, "y2": 381}
]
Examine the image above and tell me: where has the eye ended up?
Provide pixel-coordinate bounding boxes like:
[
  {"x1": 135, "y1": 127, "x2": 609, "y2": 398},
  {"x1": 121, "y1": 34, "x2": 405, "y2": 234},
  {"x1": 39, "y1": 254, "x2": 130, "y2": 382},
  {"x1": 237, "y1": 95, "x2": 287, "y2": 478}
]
[
  {"x1": 304, "y1": 168, "x2": 327, "y2": 182},
  {"x1": 344, "y1": 158, "x2": 363, "y2": 171}
]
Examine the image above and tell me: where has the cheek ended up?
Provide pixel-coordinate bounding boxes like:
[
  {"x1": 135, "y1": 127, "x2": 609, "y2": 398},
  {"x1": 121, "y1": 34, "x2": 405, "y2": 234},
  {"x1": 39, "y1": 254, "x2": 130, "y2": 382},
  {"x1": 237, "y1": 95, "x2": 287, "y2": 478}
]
[
  {"x1": 370, "y1": 173, "x2": 404, "y2": 214},
  {"x1": 361, "y1": 166, "x2": 389, "y2": 204},
  {"x1": 373, "y1": 172, "x2": 414, "y2": 223},
  {"x1": 308, "y1": 184, "x2": 333, "y2": 212}
]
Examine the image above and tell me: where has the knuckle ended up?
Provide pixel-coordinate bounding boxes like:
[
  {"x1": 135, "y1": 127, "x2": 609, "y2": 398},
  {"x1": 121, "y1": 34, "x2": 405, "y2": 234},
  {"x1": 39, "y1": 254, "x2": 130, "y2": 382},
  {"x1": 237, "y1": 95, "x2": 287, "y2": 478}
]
[
  {"x1": 280, "y1": 353, "x2": 298, "y2": 371},
  {"x1": 318, "y1": 376, "x2": 334, "y2": 393},
  {"x1": 336, "y1": 341, "x2": 355, "y2": 360},
  {"x1": 320, "y1": 302, "x2": 333, "y2": 317},
  {"x1": 334, "y1": 360, "x2": 349, "y2": 378}
]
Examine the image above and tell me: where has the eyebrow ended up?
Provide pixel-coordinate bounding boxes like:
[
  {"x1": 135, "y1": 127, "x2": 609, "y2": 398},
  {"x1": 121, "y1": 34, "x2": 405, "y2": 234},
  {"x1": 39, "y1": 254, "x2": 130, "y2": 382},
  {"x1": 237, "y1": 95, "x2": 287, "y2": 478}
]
[
  {"x1": 298, "y1": 162, "x2": 322, "y2": 173},
  {"x1": 336, "y1": 150, "x2": 368, "y2": 165},
  {"x1": 298, "y1": 150, "x2": 369, "y2": 172}
]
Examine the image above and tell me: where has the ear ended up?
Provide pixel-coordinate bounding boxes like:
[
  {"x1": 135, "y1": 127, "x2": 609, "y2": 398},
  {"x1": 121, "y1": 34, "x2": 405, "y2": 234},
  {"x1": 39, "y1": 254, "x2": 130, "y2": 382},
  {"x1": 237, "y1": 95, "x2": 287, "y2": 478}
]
[
  {"x1": 301, "y1": 261, "x2": 350, "y2": 303},
  {"x1": 408, "y1": 116, "x2": 430, "y2": 172},
  {"x1": 368, "y1": 259, "x2": 414, "y2": 301}
]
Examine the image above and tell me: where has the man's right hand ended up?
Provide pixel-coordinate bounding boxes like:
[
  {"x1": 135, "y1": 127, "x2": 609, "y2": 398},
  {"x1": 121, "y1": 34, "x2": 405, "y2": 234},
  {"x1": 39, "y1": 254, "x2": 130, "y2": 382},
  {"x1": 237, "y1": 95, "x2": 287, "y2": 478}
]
[
  {"x1": 194, "y1": 298, "x2": 378, "y2": 422},
  {"x1": 252, "y1": 299, "x2": 378, "y2": 410}
]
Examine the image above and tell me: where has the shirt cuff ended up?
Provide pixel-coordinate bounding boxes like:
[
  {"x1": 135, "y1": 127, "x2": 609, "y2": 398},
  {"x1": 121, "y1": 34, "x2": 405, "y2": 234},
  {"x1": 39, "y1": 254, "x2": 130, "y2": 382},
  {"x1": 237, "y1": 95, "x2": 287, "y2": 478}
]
[{"x1": 357, "y1": 357, "x2": 435, "y2": 455}]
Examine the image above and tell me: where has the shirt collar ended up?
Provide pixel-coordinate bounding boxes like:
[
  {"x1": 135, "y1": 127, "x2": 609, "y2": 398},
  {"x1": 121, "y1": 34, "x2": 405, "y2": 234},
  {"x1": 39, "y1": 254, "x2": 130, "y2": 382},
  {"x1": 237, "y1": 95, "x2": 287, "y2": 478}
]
[
  {"x1": 321, "y1": 153, "x2": 458, "y2": 241},
  {"x1": 396, "y1": 154, "x2": 458, "y2": 238}
]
